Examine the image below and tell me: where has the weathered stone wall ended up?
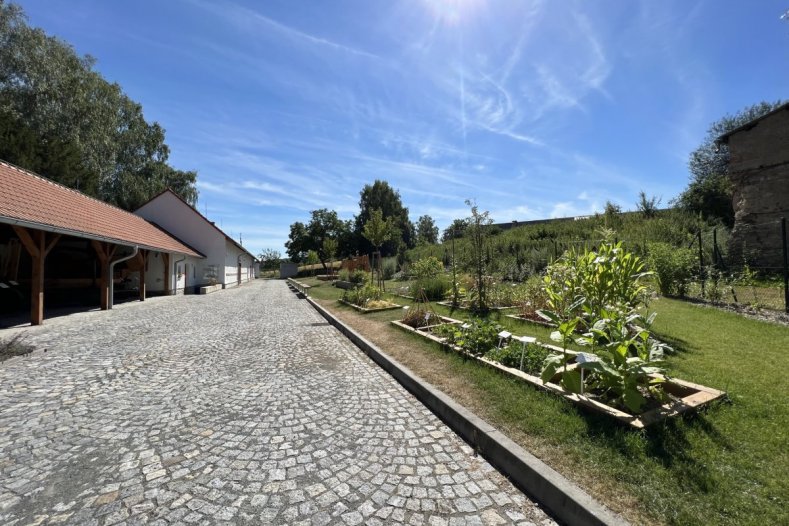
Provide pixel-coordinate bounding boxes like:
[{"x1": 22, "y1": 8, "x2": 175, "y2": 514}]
[{"x1": 727, "y1": 107, "x2": 789, "y2": 269}]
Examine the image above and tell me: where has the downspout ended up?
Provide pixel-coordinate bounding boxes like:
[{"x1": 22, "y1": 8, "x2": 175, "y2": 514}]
[
  {"x1": 109, "y1": 245, "x2": 138, "y2": 309},
  {"x1": 173, "y1": 254, "x2": 187, "y2": 293}
]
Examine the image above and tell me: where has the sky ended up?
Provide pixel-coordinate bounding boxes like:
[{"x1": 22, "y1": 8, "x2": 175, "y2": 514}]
[{"x1": 18, "y1": 0, "x2": 789, "y2": 255}]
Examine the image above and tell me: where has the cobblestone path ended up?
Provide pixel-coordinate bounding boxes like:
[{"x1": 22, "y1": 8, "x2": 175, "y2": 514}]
[{"x1": 0, "y1": 280, "x2": 555, "y2": 525}]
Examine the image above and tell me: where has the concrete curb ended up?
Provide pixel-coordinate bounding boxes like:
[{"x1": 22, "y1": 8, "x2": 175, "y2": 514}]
[{"x1": 305, "y1": 296, "x2": 629, "y2": 526}]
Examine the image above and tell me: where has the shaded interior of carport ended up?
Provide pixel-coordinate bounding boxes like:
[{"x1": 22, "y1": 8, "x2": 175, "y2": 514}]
[
  {"x1": 0, "y1": 160, "x2": 204, "y2": 327},
  {"x1": 0, "y1": 225, "x2": 181, "y2": 327}
]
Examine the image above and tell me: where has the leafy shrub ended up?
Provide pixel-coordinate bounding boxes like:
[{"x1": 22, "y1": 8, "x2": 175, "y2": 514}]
[
  {"x1": 349, "y1": 269, "x2": 368, "y2": 285},
  {"x1": 412, "y1": 256, "x2": 444, "y2": 279},
  {"x1": 541, "y1": 308, "x2": 671, "y2": 413},
  {"x1": 381, "y1": 258, "x2": 397, "y2": 280},
  {"x1": 436, "y1": 319, "x2": 502, "y2": 357},
  {"x1": 485, "y1": 343, "x2": 549, "y2": 374},
  {"x1": 337, "y1": 268, "x2": 350, "y2": 282},
  {"x1": 342, "y1": 282, "x2": 381, "y2": 306},
  {"x1": 410, "y1": 277, "x2": 450, "y2": 301},
  {"x1": 647, "y1": 242, "x2": 697, "y2": 296}
]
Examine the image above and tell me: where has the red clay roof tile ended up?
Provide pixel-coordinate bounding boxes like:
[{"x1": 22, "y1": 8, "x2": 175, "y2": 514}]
[{"x1": 0, "y1": 161, "x2": 203, "y2": 257}]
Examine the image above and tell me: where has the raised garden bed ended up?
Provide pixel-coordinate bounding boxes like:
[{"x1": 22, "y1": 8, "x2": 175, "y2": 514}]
[
  {"x1": 338, "y1": 299, "x2": 403, "y2": 313},
  {"x1": 437, "y1": 301, "x2": 517, "y2": 311},
  {"x1": 390, "y1": 321, "x2": 726, "y2": 428},
  {"x1": 505, "y1": 313, "x2": 554, "y2": 328}
]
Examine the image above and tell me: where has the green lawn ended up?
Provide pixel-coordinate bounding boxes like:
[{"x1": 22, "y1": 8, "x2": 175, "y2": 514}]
[{"x1": 298, "y1": 277, "x2": 788, "y2": 525}]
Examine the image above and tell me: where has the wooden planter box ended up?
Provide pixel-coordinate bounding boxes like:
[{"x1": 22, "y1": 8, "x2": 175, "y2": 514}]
[
  {"x1": 338, "y1": 299, "x2": 403, "y2": 314},
  {"x1": 390, "y1": 321, "x2": 726, "y2": 428},
  {"x1": 437, "y1": 301, "x2": 517, "y2": 311},
  {"x1": 505, "y1": 314, "x2": 555, "y2": 328}
]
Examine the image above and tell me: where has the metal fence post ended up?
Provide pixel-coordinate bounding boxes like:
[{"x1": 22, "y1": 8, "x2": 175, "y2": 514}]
[
  {"x1": 782, "y1": 217, "x2": 788, "y2": 313},
  {"x1": 698, "y1": 230, "x2": 705, "y2": 298}
]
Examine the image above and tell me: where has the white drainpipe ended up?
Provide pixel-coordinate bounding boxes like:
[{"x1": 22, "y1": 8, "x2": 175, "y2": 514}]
[
  {"x1": 173, "y1": 255, "x2": 187, "y2": 293},
  {"x1": 109, "y1": 245, "x2": 138, "y2": 309}
]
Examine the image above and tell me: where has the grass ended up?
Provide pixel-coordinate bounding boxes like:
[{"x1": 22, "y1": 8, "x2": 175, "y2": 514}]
[{"x1": 298, "y1": 277, "x2": 788, "y2": 525}]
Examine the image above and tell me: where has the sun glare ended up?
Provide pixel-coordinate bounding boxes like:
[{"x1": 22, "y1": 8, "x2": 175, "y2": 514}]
[{"x1": 423, "y1": 0, "x2": 483, "y2": 26}]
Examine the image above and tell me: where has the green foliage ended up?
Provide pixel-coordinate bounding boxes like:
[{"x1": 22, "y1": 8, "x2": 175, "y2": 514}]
[
  {"x1": 575, "y1": 310, "x2": 670, "y2": 413},
  {"x1": 411, "y1": 256, "x2": 443, "y2": 279},
  {"x1": 355, "y1": 180, "x2": 413, "y2": 254},
  {"x1": 464, "y1": 200, "x2": 493, "y2": 312},
  {"x1": 410, "y1": 276, "x2": 450, "y2": 301},
  {"x1": 436, "y1": 318, "x2": 502, "y2": 357},
  {"x1": 342, "y1": 281, "x2": 381, "y2": 307},
  {"x1": 349, "y1": 269, "x2": 368, "y2": 284},
  {"x1": 647, "y1": 242, "x2": 697, "y2": 296},
  {"x1": 415, "y1": 214, "x2": 439, "y2": 245},
  {"x1": 543, "y1": 241, "x2": 650, "y2": 324},
  {"x1": 636, "y1": 191, "x2": 661, "y2": 218},
  {"x1": 674, "y1": 100, "x2": 784, "y2": 226},
  {"x1": 0, "y1": 3, "x2": 198, "y2": 209},
  {"x1": 257, "y1": 248, "x2": 282, "y2": 271},
  {"x1": 286, "y1": 209, "x2": 351, "y2": 265},
  {"x1": 381, "y1": 257, "x2": 397, "y2": 280},
  {"x1": 362, "y1": 208, "x2": 394, "y2": 249},
  {"x1": 485, "y1": 342, "x2": 549, "y2": 375},
  {"x1": 516, "y1": 276, "x2": 550, "y2": 319},
  {"x1": 441, "y1": 218, "x2": 467, "y2": 242}
]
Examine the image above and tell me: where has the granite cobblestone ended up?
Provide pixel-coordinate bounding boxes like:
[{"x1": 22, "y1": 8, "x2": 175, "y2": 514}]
[{"x1": 0, "y1": 280, "x2": 555, "y2": 525}]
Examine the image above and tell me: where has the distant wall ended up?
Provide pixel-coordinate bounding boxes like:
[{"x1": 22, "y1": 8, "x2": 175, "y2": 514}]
[
  {"x1": 280, "y1": 262, "x2": 298, "y2": 278},
  {"x1": 727, "y1": 106, "x2": 789, "y2": 269}
]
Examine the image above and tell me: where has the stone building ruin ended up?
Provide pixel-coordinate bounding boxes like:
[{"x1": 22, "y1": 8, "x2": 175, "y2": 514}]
[{"x1": 717, "y1": 103, "x2": 789, "y2": 270}]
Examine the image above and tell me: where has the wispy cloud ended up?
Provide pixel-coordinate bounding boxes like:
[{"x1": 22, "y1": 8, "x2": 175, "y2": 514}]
[{"x1": 189, "y1": 0, "x2": 381, "y2": 61}]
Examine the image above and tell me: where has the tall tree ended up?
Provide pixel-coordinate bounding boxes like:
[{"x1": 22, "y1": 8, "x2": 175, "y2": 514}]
[
  {"x1": 442, "y1": 219, "x2": 467, "y2": 242},
  {"x1": 0, "y1": 1, "x2": 198, "y2": 209},
  {"x1": 362, "y1": 208, "x2": 394, "y2": 287},
  {"x1": 354, "y1": 180, "x2": 413, "y2": 255},
  {"x1": 285, "y1": 209, "x2": 350, "y2": 270},
  {"x1": 673, "y1": 100, "x2": 784, "y2": 226},
  {"x1": 415, "y1": 215, "x2": 439, "y2": 245}
]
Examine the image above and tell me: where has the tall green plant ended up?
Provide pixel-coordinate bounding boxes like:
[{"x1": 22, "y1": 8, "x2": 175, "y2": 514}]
[{"x1": 464, "y1": 200, "x2": 493, "y2": 312}]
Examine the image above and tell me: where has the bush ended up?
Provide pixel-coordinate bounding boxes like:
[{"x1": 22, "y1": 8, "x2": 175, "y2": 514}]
[
  {"x1": 337, "y1": 268, "x2": 350, "y2": 282},
  {"x1": 411, "y1": 256, "x2": 444, "y2": 279},
  {"x1": 349, "y1": 269, "x2": 368, "y2": 285},
  {"x1": 342, "y1": 281, "x2": 381, "y2": 306},
  {"x1": 485, "y1": 343, "x2": 550, "y2": 374},
  {"x1": 647, "y1": 242, "x2": 697, "y2": 296},
  {"x1": 437, "y1": 318, "x2": 502, "y2": 356},
  {"x1": 381, "y1": 258, "x2": 397, "y2": 280},
  {"x1": 410, "y1": 277, "x2": 450, "y2": 301}
]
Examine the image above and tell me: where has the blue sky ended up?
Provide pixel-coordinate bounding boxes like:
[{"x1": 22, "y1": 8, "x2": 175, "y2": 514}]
[{"x1": 19, "y1": 0, "x2": 789, "y2": 255}]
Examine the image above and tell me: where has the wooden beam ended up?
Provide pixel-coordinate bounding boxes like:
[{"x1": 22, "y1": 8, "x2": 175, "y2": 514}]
[
  {"x1": 43, "y1": 234, "x2": 61, "y2": 257},
  {"x1": 139, "y1": 250, "x2": 148, "y2": 302},
  {"x1": 163, "y1": 253, "x2": 171, "y2": 295},
  {"x1": 12, "y1": 227, "x2": 47, "y2": 325},
  {"x1": 12, "y1": 226, "x2": 40, "y2": 259}
]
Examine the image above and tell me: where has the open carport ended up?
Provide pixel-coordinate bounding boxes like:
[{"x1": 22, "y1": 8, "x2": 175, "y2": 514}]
[{"x1": 0, "y1": 161, "x2": 203, "y2": 326}]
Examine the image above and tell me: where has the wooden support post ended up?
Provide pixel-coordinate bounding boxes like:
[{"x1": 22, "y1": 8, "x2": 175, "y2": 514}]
[
  {"x1": 92, "y1": 241, "x2": 117, "y2": 310},
  {"x1": 13, "y1": 227, "x2": 60, "y2": 325},
  {"x1": 138, "y1": 250, "x2": 148, "y2": 302},
  {"x1": 163, "y1": 253, "x2": 171, "y2": 295}
]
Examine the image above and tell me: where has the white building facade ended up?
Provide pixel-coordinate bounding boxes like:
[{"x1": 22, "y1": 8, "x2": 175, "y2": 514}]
[{"x1": 135, "y1": 190, "x2": 257, "y2": 293}]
